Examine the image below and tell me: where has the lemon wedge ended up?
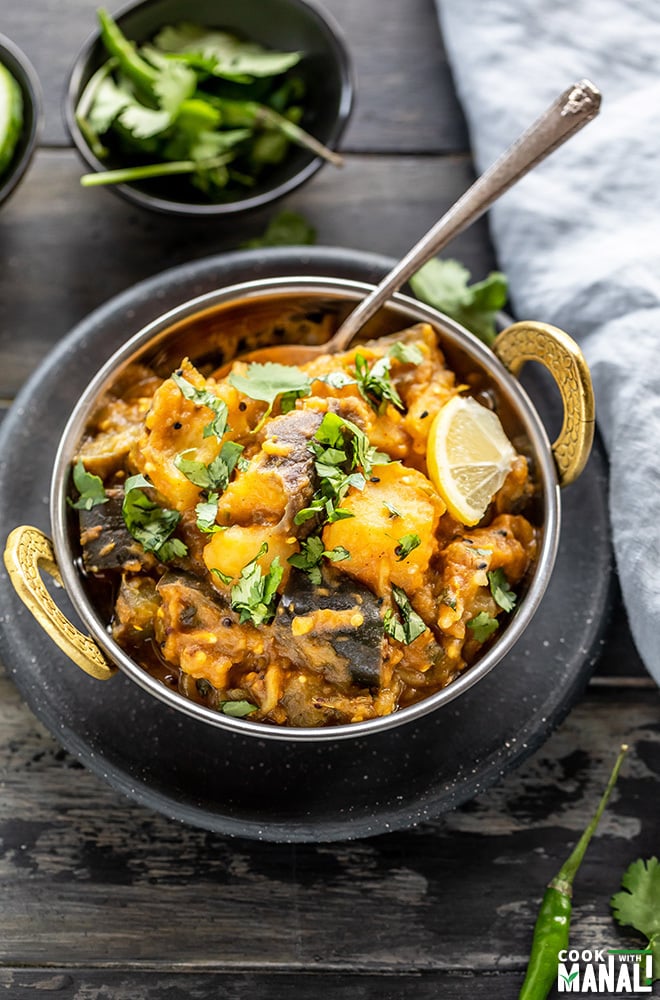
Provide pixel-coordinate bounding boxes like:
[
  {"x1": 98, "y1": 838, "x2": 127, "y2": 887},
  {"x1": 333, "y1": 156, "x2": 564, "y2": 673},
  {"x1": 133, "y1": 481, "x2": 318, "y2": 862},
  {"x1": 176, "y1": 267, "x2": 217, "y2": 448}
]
[{"x1": 427, "y1": 394, "x2": 516, "y2": 526}]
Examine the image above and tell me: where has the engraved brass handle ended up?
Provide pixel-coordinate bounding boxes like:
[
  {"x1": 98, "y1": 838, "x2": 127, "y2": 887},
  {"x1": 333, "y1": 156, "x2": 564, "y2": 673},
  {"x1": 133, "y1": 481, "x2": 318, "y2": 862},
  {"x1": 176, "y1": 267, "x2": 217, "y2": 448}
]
[
  {"x1": 493, "y1": 321, "x2": 595, "y2": 487},
  {"x1": 3, "y1": 525, "x2": 115, "y2": 680}
]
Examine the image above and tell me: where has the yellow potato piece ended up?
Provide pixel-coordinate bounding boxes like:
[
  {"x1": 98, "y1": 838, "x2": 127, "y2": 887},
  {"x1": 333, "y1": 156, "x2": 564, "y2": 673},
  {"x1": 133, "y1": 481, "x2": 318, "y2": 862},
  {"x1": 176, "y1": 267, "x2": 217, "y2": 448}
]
[{"x1": 322, "y1": 462, "x2": 445, "y2": 597}]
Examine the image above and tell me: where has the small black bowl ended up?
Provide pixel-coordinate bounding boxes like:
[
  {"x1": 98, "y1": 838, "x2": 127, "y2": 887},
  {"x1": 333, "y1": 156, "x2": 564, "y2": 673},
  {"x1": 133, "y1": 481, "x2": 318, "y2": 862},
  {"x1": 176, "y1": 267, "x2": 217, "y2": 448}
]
[
  {"x1": 65, "y1": 0, "x2": 355, "y2": 217},
  {"x1": 0, "y1": 33, "x2": 42, "y2": 208}
]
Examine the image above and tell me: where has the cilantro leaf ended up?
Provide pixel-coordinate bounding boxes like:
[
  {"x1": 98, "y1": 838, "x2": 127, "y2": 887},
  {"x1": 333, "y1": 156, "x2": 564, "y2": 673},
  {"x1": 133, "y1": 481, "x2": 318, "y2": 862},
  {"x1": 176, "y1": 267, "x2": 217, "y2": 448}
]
[
  {"x1": 229, "y1": 361, "x2": 311, "y2": 407},
  {"x1": 488, "y1": 568, "x2": 517, "y2": 613},
  {"x1": 388, "y1": 341, "x2": 424, "y2": 366},
  {"x1": 69, "y1": 460, "x2": 108, "y2": 510},
  {"x1": 210, "y1": 566, "x2": 233, "y2": 586},
  {"x1": 384, "y1": 585, "x2": 427, "y2": 645},
  {"x1": 241, "y1": 210, "x2": 317, "y2": 249},
  {"x1": 122, "y1": 473, "x2": 187, "y2": 561},
  {"x1": 230, "y1": 543, "x2": 283, "y2": 626},
  {"x1": 353, "y1": 353, "x2": 404, "y2": 414},
  {"x1": 195, "y1": 493, "x2": 224, "y2": 534},
  {"x1": 395, "y1": 533, "x2": 421, "y2": 561},
  {"x1": 467, "y1": 611, "x2": 499, "y2": 643},
  {"x1": 171, "y1": 371, "x2": 229, "y2": 439},
  {"x1": 611, "y1": 857, "x2": 660, "y2": 982},
  {"x1": 287, "y1": 536, "x2": 350, "y2": 584},
  {"x1": 383, "y1": 501, "x2": 401, "y2": 519},
  {"x1": 294, "y1": 413, "x2": 389, "y2": 527},
  {"x1": 314, "y1": 370, "x2": 356, "y2": 390},
  {"x1": 410, "y1": 258, "x2": 508, "y2": 346},
  {"x1": 175, "y1": 441, "x2": 244, "y2": 494},
  {"x1": 219, "y1": 699, "x2": 258, "y2": 718},
  {"x1": 86, "y1": 74, "x2": 131, "y2": 134},
  {"x1": 153, "y1": 23, "x2": 302, "y2": 81},
  {"x1": 228, "y1": 362, "x2": 312, "y2": 429}
]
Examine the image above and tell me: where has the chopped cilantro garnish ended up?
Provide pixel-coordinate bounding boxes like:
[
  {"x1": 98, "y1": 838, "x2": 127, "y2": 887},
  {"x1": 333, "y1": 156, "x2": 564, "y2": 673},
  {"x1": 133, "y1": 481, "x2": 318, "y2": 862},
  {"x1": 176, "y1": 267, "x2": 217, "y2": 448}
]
[
  {"x1": 394, "y1": 532, "x2": 421, "y2": 561},
  {"x1": 69, "y1": 460, "x2": 108, "y2": 510},
  {"x1": 488, "y1": 568, "x2": 517, "y2": 613},
  {"x1": 384, "y1": 585, "x2": 427, "y2": 645},
  {"x1": 228, "y1": 361, "x2": 312, "y2": 430},
  {"x1": 195, "y1": 493, "x2": 224, "y2": 534},
  {"x1": 210, "y1": 566, "x2": 233, "y2": 586},
  {"x1": 383, "y1": 501, "x2": 402, "y2": 519},
  {"x1": 122, "y1": 473, "x2": 187, "y2": 562},
  {"x1": 287, "y1": 535, "x2": 350, "y2": 584},
  {"x1": 171, "y1": 371, "x2": 229, "y2": 439},
  {"x1": 467, "y1": 611, "x2": 499, "y2": 643},
  {"x1": 388, "y1": 341, "x2": 424, "y2": 366},
  {"x1": 294, "y1": 412, "x2": 390, "y2": 527},
  {"x1": 353, "y1": 353, "x2": 404, "y2": 414},
  {"x1": 175, "y1": 440, "x2": 244, "y2": 493},
  {"x1": 230, "y1": 542, "x2": 283, "y2": 626},
  {"x1": 219, "y1": 699, "x2": 258, "y2": 718},
  {"x1": 314, "y1": 370, "x2": 356, "y2": 390}
]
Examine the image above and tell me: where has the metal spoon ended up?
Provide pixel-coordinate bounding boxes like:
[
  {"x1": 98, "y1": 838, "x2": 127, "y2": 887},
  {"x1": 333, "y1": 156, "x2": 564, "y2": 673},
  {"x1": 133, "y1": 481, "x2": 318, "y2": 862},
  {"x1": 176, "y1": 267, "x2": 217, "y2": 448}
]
[{"x1": 231, "y1": 80, "x2": 601, "y2": 369}]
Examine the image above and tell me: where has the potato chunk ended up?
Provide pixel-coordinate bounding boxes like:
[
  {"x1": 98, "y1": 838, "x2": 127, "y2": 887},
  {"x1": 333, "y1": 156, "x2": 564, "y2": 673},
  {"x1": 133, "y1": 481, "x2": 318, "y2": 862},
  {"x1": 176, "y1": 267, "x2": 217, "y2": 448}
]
[{"x1": 322, "y1": 462, "x2": 445, "y2": 597}]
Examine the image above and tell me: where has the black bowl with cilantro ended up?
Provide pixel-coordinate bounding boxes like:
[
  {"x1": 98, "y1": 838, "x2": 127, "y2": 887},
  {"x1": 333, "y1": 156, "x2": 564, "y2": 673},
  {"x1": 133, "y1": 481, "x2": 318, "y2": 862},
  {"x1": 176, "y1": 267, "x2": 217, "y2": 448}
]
[{"x1": 65, "y1": 0, "x2": 354, "y2": 216}]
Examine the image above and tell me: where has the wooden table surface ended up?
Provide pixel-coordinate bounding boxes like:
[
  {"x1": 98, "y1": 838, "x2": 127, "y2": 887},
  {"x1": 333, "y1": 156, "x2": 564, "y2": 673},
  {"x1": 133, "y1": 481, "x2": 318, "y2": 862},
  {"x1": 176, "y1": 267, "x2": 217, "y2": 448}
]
[{"x1": 1, "y1": 2, "x2": 658, "y2": 998}]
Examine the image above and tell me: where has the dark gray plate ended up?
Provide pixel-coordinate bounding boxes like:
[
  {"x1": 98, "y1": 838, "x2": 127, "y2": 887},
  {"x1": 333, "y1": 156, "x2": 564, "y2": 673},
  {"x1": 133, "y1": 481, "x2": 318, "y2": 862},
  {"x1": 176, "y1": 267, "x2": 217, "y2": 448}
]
[{"x1": 0, "y1": 247, "x2": 612, "y2": 842}]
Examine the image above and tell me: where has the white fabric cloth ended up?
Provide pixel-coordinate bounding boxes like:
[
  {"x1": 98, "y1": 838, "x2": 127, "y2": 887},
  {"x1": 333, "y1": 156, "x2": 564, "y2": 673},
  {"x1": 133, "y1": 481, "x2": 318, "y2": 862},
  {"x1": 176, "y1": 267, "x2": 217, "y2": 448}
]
[{"x1": 435, "y1": 0, "x2": 660, "y2": 682}]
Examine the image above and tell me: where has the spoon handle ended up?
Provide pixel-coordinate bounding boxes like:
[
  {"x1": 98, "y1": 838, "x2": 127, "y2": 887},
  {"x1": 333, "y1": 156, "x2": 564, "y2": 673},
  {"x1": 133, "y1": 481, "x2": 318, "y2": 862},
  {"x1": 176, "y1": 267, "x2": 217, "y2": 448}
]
[{"x1": 331, "y1": 79, "x2": 601, "y2": 350}]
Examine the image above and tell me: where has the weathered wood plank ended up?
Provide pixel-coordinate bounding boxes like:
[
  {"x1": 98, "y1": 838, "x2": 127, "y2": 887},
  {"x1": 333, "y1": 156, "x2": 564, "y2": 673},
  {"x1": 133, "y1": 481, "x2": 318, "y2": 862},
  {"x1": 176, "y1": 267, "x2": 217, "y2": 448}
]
[
  {"x1": 2, "y1": 0, "x2": 467, "y2": 153},
  {"x1": 0, "y1": 969, "x2": 525, "y2": 999},
  {"x1": 0, "y1": 147, "x2": 489, "y2": 398},
  {"x1": 0, "y1": 665, "x2": 657, "y2": 970}
]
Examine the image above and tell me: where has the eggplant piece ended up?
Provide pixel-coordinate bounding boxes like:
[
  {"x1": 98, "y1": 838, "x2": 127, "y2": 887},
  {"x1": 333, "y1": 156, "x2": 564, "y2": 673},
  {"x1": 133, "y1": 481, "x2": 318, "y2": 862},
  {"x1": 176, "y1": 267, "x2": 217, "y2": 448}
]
[
  {"x1": 275, "y1": 566, "x2": 387, "y2": 688},
  {"x1": 259, "y1": 409, "x2": 323, "y2": 532},
  {"x1": 112, "y1": 575, "x2": 161, "y2": 644},
  {"x1": 156, "y1": 570, "x2": 238, "y2": 629},
  {"x1": 79, "y1": 488, "x2": 156, "y2": 574}
]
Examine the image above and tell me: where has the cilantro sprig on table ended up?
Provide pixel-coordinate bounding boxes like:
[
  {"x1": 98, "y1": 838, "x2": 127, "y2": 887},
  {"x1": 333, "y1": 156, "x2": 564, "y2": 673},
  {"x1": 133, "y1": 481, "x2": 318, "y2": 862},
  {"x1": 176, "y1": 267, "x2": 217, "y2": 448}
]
[
  {"x1": 611, "y1": 857, "x2": 660, "y2": 982},
  {"x1": 410, "y1": 258, "x2": 508, "y2": 346},
  {"x1": 75, "y1": 10, "x2": 342, "y2": 199}
]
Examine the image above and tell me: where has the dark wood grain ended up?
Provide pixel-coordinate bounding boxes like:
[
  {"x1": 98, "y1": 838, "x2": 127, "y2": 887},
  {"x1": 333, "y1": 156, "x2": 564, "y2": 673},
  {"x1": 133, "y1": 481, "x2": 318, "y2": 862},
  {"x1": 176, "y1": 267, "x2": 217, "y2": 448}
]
[
  {"x1": 0, "y1": 147, "x2": 488, "y2": 397},
  {"x1": 0, "y1": 970, "x2": 525, "y2": 1000},
  {"x1": 0, "y1": 0, "x2": 658, "y2": 994},
  {"x1": 2, "y1": 0, "x2": 468, "y2": 153},
  {"x1": 1, "y1": 666, "x2": 657, "y2": 970}
]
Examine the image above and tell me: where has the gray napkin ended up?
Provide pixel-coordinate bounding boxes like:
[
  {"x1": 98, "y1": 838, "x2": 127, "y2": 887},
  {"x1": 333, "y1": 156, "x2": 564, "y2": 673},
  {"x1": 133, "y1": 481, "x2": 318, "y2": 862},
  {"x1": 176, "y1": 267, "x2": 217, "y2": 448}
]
[{"x1": 435, "y1": 0, "x2": 660, "y2": 683}]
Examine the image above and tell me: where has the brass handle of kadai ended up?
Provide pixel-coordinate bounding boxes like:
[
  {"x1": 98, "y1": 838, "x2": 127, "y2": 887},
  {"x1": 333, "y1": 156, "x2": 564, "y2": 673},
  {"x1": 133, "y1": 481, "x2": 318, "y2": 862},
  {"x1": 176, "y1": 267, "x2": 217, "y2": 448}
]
[
  {"x1": 3, "y1": 525, "x2": 116, "y2": 680},
  {"x1": 492, "y1": 321, "x2": 595, "y2": 487}
]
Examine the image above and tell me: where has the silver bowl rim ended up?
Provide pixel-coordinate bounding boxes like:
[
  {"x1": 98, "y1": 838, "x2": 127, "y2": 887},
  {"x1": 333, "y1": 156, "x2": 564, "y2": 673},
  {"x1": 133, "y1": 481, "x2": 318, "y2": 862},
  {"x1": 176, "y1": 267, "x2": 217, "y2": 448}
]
[{"x1": 50, "y1": 275, "x2": 560, "y2": 742}]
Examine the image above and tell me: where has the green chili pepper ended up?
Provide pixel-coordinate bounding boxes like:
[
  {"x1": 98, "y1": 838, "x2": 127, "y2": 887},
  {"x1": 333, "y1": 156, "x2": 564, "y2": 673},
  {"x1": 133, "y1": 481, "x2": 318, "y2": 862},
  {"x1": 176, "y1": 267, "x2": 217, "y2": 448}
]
[
  {"x1": 97, "y1": 7, "x2": 158, "y2": 96},
  {"x1": 518, "y1": 744, "x2": 629, "y2": 1000}
]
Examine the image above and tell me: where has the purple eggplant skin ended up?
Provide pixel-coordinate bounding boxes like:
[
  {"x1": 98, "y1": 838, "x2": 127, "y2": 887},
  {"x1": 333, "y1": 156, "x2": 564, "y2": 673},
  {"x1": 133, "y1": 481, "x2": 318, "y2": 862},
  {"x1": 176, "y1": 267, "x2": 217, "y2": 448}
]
[
  {"x1": 78, "y1": 488, "x2": 159, "y2": 574},
  {"x1": 276, "y1": 565, "x2": 387, "y2": 688}
]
